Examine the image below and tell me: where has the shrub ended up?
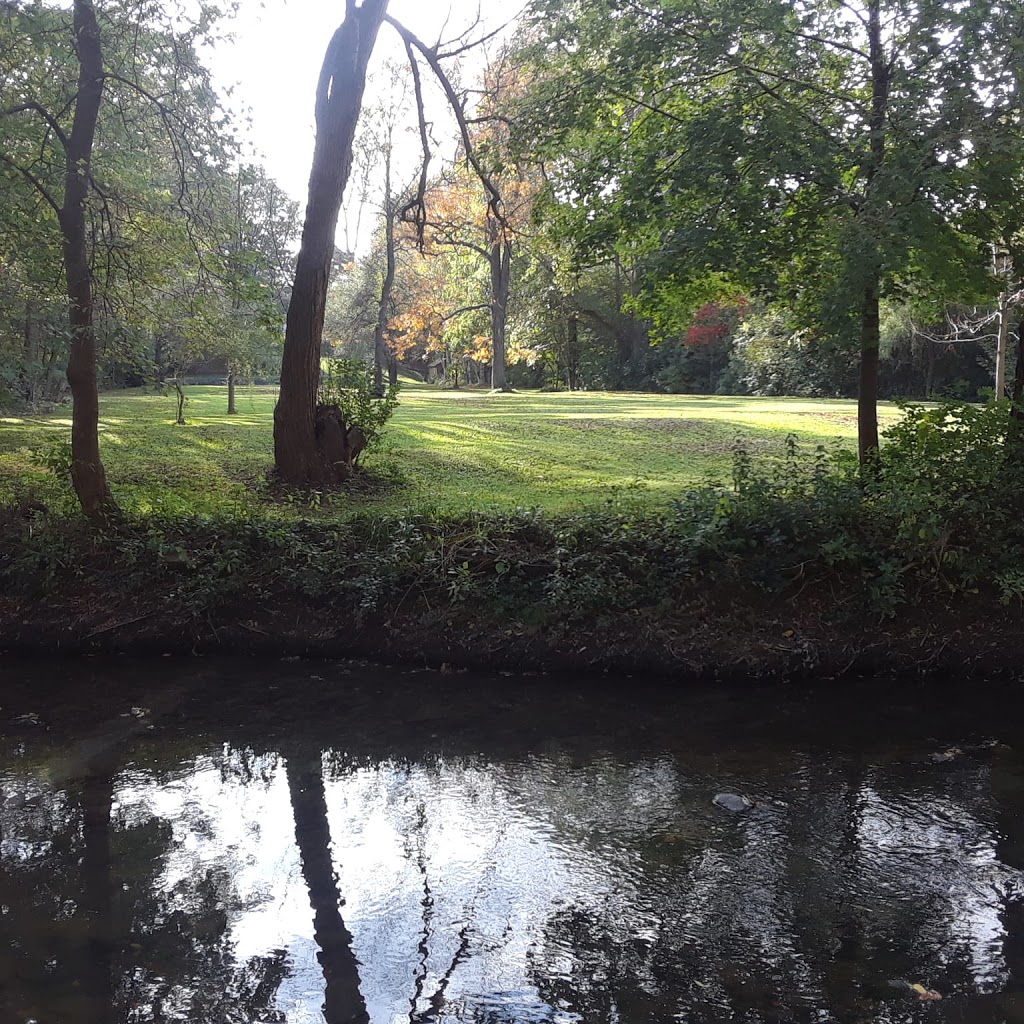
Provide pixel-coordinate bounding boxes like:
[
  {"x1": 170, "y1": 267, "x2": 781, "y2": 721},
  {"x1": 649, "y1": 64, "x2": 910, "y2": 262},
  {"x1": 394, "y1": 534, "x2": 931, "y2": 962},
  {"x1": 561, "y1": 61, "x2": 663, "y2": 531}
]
[
  {"x1": 670, "y1": 400, "x2": 1024, "y2": 613},
  {"x1": 318, "y1": 357, "x2": 400, "y2": 460}
]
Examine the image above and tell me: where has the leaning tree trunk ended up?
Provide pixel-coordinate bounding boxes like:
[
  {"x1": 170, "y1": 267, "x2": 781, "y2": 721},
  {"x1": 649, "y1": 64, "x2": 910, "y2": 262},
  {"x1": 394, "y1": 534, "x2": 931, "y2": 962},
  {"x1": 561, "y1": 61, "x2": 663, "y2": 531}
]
[
  {"x1": 63, "y1": 0, "x2": 117, "y2": 521},
  {"x1": 274, "y1": 0, "x2": 389, "y2": 485},
  {"x1": 489, "y1": 233, "x2": 511, "y2": 392}
]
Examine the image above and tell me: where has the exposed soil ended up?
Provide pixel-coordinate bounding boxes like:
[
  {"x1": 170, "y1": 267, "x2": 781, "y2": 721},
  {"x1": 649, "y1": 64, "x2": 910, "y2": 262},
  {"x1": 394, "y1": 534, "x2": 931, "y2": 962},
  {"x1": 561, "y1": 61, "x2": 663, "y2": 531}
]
[{"x1": 2, "y1": 582, "x2": 1021, "y2": 684}]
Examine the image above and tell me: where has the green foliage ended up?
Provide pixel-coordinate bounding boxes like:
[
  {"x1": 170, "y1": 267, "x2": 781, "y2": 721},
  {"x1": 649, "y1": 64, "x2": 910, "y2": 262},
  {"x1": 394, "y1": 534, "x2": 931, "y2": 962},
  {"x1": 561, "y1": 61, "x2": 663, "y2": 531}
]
[
  {"x1": 679, "y1": 400, "x2": 1024, "y2": 613},
  {"x1": 319, "y1": 358, "x2": 400, "y2": 458},
  {"x1": 516, "y1": 0, "x2": 1014, "y2": 369},
  {"x1": 28, "y1": 434, "x2": 73, "y2": 482},
  {"x1": 869, "y1": 400, "x2": 1024, "y2": 575},
  {"x1": 729, "y1": 311, "x2": 858, "y2": 398}
]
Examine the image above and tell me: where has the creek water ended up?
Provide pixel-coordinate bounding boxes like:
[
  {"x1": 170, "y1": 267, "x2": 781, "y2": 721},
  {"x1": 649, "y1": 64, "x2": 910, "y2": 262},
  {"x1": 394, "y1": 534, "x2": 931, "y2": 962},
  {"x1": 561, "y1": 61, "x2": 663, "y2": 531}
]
[{"x1": 2, "y1": 658, "x2": 1024, "y2": 1024}]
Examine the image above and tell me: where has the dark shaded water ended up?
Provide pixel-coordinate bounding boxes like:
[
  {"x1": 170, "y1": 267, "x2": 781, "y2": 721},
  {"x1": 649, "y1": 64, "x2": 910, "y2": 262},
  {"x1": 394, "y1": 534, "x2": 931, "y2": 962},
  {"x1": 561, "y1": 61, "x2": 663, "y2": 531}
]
[{"x1": 2, "y1": 659, "x2": 1024, "y2": 1024}]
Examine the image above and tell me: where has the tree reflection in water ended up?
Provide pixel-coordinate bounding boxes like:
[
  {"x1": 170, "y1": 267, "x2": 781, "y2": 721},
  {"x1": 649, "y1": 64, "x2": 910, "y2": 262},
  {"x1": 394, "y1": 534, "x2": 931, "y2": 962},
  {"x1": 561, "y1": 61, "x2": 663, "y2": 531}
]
[
  {"x1": 286, "y1": 750, "x2": 368, "y2": 1024},
  {"x1": 2, "y1": 668, "x2": 1024, "y2": 1023}
]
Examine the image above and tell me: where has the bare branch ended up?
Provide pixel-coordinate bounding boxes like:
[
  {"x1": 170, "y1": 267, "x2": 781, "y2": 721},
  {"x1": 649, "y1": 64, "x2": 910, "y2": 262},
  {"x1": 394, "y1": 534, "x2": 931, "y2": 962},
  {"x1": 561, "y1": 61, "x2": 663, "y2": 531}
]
[
  {"x1": 399, "y1": 38, "x2": 431, "y2": 247},
  {"x1": 385, "y1": 15, "x2": 507, "y2": 234},
  {"x1": 443, "y1": 303, "x2": 491, "y2": 321},
  {"x1": 436, "y1": 9, "x2": 526, "y2": 61},
  {"x1": 100, "y1": 70, "x2": 191, "y2": 212},
  {"x1": 785, "y1": 30, "x2": 870, "y2": 61}
]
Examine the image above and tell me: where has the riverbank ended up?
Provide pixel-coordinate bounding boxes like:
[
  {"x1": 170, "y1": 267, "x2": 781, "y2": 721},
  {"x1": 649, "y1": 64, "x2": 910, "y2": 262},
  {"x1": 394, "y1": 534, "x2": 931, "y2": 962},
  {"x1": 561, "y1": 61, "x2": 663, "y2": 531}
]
[
  {"x1": 1, "y1": 586, "x2": 1021, "y2": 682},
  {"x1": 6, "y1": 398, "x2": 1024, "y2": 681},
  {"x1": 2, "y1": 511, "x2": 1021, "y2": 682}
]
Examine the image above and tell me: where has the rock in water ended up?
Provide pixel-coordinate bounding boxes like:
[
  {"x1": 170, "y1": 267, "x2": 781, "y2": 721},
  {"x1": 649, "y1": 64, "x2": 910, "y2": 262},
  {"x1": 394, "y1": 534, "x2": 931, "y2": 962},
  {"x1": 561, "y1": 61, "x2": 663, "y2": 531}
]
[{"x1": 714, "y1": 793, "x2": 754, "y2": 812}]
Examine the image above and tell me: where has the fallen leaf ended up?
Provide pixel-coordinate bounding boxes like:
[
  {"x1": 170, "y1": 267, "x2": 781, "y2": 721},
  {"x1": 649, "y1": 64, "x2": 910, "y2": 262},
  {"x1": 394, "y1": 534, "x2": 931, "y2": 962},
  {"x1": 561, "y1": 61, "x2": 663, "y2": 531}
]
[{"x1": 910, "y1": 983, "x2": 942, "y2": 1002}]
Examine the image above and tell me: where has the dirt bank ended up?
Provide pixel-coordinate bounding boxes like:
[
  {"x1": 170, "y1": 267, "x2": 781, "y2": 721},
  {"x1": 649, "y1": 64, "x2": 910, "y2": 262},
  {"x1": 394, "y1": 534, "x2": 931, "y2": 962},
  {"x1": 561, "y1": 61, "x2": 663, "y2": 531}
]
[{"x1": 2, "y1": 586, "x2": 1021, "y2": 683}]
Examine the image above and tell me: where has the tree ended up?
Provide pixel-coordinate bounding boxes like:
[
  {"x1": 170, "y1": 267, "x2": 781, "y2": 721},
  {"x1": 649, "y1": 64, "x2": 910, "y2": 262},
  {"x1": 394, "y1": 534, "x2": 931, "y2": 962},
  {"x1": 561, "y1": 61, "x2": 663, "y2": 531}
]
[
  {"x1": 274, "y1": 4, "x2": 521, "y2": 483},
  {"x1": 346, "y1": 62, "x2": 411, "y2": 394},
  {"x1": 221, "y1": 164, "x2": 300, "y2": 413},
  {"x1": 0, "y1": 0, "x2": 239, "y2": 517},
  {"x1": 518, "y1": 0, "x2": 1011, "y2": 463},
  {"x1": 273, "y1": 0, "x2": 390, "y2": 485}
]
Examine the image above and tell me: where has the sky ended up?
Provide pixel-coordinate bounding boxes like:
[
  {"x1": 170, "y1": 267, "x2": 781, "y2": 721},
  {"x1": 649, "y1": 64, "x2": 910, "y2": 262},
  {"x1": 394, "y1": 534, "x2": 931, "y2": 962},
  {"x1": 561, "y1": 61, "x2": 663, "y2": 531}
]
[{"x1": 208, "y1": 1, "x2": 518, "y2": 254}]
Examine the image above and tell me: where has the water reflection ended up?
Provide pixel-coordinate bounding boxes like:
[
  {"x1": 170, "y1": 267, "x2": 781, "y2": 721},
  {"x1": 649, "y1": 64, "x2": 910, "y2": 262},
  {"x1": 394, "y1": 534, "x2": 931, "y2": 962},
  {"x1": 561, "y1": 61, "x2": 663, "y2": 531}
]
[{"x1": 1, "y1": 665, "x2": 1023, "y2": 1023}]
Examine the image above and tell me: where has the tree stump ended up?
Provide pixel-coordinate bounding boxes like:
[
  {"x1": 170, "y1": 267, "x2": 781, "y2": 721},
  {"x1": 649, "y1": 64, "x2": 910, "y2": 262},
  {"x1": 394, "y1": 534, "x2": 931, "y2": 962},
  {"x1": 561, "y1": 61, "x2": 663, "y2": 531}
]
[{"x1": 313, "y1": 404, "x2": 366, "y2": 482}]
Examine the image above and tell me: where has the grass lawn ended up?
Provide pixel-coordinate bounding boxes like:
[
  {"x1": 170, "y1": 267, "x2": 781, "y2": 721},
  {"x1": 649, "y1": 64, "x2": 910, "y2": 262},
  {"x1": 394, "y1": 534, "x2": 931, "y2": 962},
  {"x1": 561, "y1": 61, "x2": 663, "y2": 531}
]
[{"x1": 0, "y1": 384, "x2": 903, "y2": 518}]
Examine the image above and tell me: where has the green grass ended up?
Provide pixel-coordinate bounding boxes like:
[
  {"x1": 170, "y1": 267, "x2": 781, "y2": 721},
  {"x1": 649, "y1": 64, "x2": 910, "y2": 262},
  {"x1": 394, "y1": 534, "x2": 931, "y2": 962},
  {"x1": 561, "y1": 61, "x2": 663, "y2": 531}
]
[{"x1": 0, "y1": 384, "x2": 902, "y2": 518}]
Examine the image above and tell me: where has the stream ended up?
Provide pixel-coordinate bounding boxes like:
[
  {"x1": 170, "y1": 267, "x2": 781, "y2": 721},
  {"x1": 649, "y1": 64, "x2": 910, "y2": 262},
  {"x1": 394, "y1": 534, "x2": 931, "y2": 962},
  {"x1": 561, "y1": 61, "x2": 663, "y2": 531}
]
[{"x1": 2, "y1": 658, "x2": 1023, "y2": 1023}]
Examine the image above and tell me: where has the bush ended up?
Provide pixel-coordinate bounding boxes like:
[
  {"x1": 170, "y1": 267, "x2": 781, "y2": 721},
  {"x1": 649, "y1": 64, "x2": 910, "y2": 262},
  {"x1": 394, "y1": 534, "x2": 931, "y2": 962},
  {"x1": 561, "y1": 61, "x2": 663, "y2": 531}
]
[
  {"x1": 318, "y1": 357, "x2": 400, "y2": 460},
  {"x1": 670, "y1": 400, "x2": 1024, "y2": 613}
]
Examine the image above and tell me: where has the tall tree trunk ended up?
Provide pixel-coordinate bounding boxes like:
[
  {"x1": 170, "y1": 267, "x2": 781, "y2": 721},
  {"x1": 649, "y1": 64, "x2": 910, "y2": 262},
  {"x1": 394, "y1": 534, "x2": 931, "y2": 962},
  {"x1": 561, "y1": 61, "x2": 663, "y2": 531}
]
[
  {"x1": 63, "y1": 0, "x2": 116, "y2": 521},
  {"x1": 612, "y1": 257, "x2": 631, "y2": 381},
  {"x1": 858, "y1": 0, "x2": 889, "y2": 468},
  {"x1": 286, "y1": 754, "x2": 368, "y2": 1024},
  {"x1": 924, "y1": 339, "x2": 936, "y2": 398},
  {"x1": 996, "y1": 285, "x2": 1010, "y2": 399},
  {"x1": 489, "y1": 233, "x2": 511, "y2": 391},
  {"x1": 1010, "y1": 311, "x2": 1024, "y2": 417},
  {"x1": 22, "y1": 301, "x2": 36, "y2": 405},
  {"x1": 858, "y1": 276, "x2": 881, "y2": 463},
  {"x1": 227, "y1": 368, "x2": 237, "y2": 414},
  {"x1": 274, "y1": 0, "x2": 389, "y2": 484},
  {"x1": 374, "y1": 150, "x2": 396, "y2": 395}
]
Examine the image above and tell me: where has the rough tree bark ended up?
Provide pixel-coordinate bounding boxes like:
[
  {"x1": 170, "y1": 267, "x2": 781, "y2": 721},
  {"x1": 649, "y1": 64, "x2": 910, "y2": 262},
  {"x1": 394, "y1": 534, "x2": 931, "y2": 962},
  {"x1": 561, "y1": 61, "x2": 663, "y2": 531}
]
[
  {"x1": 996, "y1": 284, "x2": 1010, "y2": 399},
  {"x1": 858, "y1": 276, "x2": 881, "y2": 463},
  {"x1": 274, "y1": 0, "x2": 389, "y2": 485},
  {"x1": 63, "y1": 0, "x2": 117, "y2": 520},
  {"x1": 1011, "y1": 312, "x2": 1024, "y2": 420}
]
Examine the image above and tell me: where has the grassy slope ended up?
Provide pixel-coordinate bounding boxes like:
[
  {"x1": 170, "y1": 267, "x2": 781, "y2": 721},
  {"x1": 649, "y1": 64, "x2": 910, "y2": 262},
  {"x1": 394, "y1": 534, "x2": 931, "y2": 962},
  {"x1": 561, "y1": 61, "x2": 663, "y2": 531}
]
[{"x1": 0, "y1": 384, "x2": 902, "y2": 517}]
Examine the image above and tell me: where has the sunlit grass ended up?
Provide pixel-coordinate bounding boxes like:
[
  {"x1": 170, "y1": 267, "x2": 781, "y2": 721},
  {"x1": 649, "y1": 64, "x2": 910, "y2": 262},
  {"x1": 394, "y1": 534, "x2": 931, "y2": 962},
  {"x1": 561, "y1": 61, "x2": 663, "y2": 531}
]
[{"x1": 0, "y1": 384, "x2": 902, "y2": 518}]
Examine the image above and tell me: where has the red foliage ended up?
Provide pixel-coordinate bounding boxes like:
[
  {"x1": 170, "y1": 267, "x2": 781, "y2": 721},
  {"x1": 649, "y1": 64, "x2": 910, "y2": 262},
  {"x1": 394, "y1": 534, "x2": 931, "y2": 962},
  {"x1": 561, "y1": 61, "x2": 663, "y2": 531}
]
[{"x1": 683, "y1": 298, "x2": 750, "y2": 348}]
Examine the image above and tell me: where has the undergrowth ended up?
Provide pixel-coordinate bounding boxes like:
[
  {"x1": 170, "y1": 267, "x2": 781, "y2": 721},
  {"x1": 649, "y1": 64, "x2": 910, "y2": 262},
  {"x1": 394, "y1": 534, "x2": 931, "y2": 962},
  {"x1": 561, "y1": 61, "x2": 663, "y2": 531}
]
[{"x1": 3, "y1": 401, "x2": 1023, "y2": 629}]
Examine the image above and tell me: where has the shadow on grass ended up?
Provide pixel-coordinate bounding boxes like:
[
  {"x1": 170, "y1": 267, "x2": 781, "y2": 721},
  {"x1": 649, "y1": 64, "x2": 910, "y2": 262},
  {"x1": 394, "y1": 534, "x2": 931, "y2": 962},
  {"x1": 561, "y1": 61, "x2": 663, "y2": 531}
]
[{"x1": 2, "y1": 385, "x2": 866, "y2": 518}]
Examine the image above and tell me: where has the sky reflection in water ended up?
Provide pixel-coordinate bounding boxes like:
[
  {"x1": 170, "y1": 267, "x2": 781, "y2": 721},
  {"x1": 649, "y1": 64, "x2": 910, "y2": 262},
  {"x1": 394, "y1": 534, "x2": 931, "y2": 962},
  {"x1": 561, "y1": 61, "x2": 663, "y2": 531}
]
[{"x1": 1, "y1": 661, "x2": 1023, "y2": 1023}]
